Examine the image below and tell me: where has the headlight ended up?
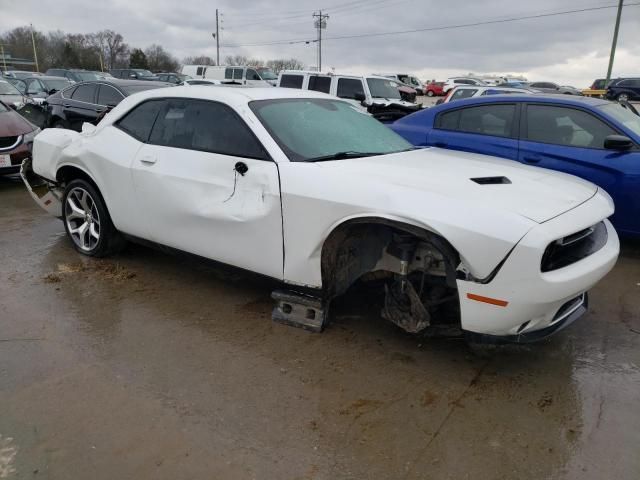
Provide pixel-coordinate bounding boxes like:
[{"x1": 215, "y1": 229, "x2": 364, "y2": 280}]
[{"x1": 23, "y1": 128, "x2": 41, "y2": 149}]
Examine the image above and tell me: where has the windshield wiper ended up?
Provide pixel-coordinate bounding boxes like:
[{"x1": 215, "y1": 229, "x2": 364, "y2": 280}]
[{"x1": 306, "y1": 151, "x2": 384, "y2": 162}]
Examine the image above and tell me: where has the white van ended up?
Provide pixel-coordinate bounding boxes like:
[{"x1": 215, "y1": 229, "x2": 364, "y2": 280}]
[
  {"x1": 181, "y1": 65, "x2": 210, "y2": 78},
  {"x1": 181, "y1": 65, "x2": 277, "y2": 86},
  {"x1": 277, "y1": 70, "x2": 416, "y2": 109}
]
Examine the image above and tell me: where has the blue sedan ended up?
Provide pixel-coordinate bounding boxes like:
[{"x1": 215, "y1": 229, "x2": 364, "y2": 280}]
[{"x1": 391, "y1": 95, "x2": 640, "y2": 237}]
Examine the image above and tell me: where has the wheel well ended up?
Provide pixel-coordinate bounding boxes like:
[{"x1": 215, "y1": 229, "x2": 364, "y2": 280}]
[
  {"x1": 320, "y1": 218, "x2": 460, "y2": 300},
  {"x1": 56, "y1": 166, "x2": 96, "y2": 188}
]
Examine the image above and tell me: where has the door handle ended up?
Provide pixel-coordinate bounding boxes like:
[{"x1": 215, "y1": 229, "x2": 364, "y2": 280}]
[
  {"x1": 523, "y1": 156, "x2": 541, "y2": 164},
  {"x1": 139, "y1": 156, "x2": 157, "y2": 165},
  {"x1": 63, "y1": 104, "x2": 70, "y2": 108}
]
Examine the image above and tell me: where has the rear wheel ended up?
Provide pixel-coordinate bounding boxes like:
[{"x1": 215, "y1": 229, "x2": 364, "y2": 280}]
[
  {"x1": 62, "y1": 179, "x2": 125, "y2": 257},
  {"x1": 617, "y1": 93, "x2": 629, "y2": 102},
  {"x1": 426, "y1": 90, "x2": 434, "y2": 97}
]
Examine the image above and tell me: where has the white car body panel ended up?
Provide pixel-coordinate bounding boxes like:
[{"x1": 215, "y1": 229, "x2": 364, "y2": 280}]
[{"x1": 25, "y1": 86, "x2": 619, "y2": 339}]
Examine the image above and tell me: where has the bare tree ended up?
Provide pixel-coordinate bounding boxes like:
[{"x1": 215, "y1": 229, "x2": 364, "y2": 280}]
[
  {"x1": 266, "y1": 58, "x2": 305, "y2": 73},
  {"x1": 101, "y1": 30, "x2": 128, "y2": 69},
  {"x1": 182, "y1": 55, "x2": 215, "y2": 66},
  {"x1": 145, "y1": 44, "x2": 179, "y2": 72}
]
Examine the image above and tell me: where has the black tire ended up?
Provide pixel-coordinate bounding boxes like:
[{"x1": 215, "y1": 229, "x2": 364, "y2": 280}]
[
  {"x1": 62, "y1": 178, "x2": 126, "y2": 257},
  {"x1": 617, "y1": 93, "x2": 630, "y2": 102},
  {"x1": 426, "y1": 90, "x2": 434, "y2": 97},
  {"x1": 52, "y1": 119, "x2": 68, "y2": 129}
]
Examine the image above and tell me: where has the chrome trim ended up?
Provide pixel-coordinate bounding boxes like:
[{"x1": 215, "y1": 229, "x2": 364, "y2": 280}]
[
  {"x1": 0, "y1": 134, "x2": 23, "y2": 152},
  {"x1": 550, "y1": 293, "x2": 586, "y2": 326},
  {"x1": 558, "y1": 226, "x2": 595, "y2": 246}
]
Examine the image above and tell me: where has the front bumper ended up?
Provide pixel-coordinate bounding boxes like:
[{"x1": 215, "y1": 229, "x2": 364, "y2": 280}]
[
  {"x1": 20, "y1": 158, "x2": 63, "y2": 217},
  {"x1": 456, "y1": 192, "x2": 619, "y2": 340}
]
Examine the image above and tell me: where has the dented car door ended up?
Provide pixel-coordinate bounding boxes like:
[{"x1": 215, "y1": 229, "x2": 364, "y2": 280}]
[{"x1": 130, "y1": 98, "x2": 284, "y2": 279}]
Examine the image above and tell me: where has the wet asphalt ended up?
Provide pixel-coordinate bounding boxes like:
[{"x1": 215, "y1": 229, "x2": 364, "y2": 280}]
[{"x1": 0, "y1": 174, "x2": 638, "y2": 480}]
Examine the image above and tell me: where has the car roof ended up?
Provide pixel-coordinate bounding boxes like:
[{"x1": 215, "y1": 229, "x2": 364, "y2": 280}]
[
  {"x1": 28, "y1": 75, "x2": 73, "y2": 81},
  {"x1": 436, "y1": 93, "x2": 610, "y2": 108}
]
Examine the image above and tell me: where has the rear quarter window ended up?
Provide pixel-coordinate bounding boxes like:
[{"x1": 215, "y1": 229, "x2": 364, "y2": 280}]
[{"x1": 116, "y1": 100, "x2": 164, "y2": 142}]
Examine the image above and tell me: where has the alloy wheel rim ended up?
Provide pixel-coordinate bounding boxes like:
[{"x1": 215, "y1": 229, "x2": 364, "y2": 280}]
[
  {"x1": 619, "y1": 94, "x2": 628, "y2": 102},
  {"x1": 65, "y1": 187, "x2": 101, "y2": 251}
]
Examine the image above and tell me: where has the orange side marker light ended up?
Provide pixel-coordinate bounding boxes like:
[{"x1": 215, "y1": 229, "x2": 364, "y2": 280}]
[{"x1": 467, "y1": 293, "x2": 509, "y2": 307}]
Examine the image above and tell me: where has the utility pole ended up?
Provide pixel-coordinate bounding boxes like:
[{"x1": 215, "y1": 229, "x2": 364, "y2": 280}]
[
  {"x1": 0, "y1": 44, "x2": 7, "y2": 73},
  {"x1": 313, "y1": 11, "x2": 329, "y2": 71},
  {"x1": 30, "y1": 23, "x2": 39, "y2": 72},
  {"x1": 215, "y1": 9, "x2": 220, "y2": 66},
  {"x1": 605, "y1": 0, "x2": 624, "y2": 85}
]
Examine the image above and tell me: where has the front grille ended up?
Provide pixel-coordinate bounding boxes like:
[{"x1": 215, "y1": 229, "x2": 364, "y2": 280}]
[
  {"x1": 0, "y1": 135, "x2": 22, "y2": 151},
  {"x1": 541, "y1": 222, "x2": 607, "y2": 272}
]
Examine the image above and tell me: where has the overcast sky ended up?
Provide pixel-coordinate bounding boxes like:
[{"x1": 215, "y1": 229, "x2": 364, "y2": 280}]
[{"x1": 3, "y1": 0, "x2": 639, "y2": 86}]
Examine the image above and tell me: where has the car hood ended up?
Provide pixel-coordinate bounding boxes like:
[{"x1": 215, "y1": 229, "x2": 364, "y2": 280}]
[
  {"x1": 0, "y1": 109, "x2": 35, "y2": 136},
  {"x1": 0, "y1": 94, "x2": 25, "y2": 106},
  {"x1": 316, "y1": 147, "x2": 597, "y2": 223}
]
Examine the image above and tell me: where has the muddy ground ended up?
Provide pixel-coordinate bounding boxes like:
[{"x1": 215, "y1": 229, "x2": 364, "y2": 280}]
[{"x1": 1, "y1": 174, "x2": 639, "y2": 480}]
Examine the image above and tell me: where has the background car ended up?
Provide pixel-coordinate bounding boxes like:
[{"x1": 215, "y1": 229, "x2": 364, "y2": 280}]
[
  {"x1": 182, "y1": 78, "x2": 221, "y2": 86},
  {"x1": 442, "y1": 77, "x2": 487, "y2": 93},
  {"x1": 156, "y1": 72, "x2": 191, "y2": 84},
  {"x1": 45, "y1": 79, "x2": 169, "y2": 131},
  {"x1": 605, "y1": 78, "x2": 640, "y2": 102},
  {"x1": 0, "y1": 78, "x2": 27, "y2": 109},
  {"x1": 5, "y1": 77, "x2": 27, "y2": 94},
  {"x1": 440, "y1": 85, "x2": 537, "y2": 103},
  {"x1": 22, "y1": 75, "x2": 73, "y2": 102},
  {"x1": 425, "y1": 82, "x2": 444, "y2": 96},
  {"x1": 391, "y1": 95, "x2": 640, "y2": 237},
  {"x1": 527, "y1": 82, "x2": 581, "y2": 95},
  {"x1": 109, "y1": 69, "x2": 158, "y2": 81},
  {"x1": 45, "y1": 68, "x2": 109, "y2": 83},
  {"x1": 2, "y1": 70, "x2": 43, "y2": 79},
  {"x1": 0, "y1": 100, "x2": 39, "y2": 175}
]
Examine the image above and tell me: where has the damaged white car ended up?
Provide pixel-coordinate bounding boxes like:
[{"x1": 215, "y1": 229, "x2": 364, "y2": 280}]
[{"x1": 22, "y1": 87, "x2": 619, "y2": 343}]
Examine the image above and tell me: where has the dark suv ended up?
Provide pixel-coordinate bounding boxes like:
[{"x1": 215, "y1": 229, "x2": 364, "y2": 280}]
[
  {"x1": 110, "y1": 69, "x2": 158, "y2": 81},
  {"x1": 606, "y1": 78, "x2": 640, "y2": 102},
  {"x1": 45, "y1": 69, "x2": 107, "y2": 83}
]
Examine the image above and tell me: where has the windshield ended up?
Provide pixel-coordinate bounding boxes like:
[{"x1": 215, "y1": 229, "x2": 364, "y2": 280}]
[
  {"x1": 599, "y1": 103, "x2": 640, "y2": 137},
  {"x1": 250, "y1": 98, "x2": 411, "y2": 162},
  {"x1": 76, "y1": 72, "x2": 102, "y2": 81},
  {"x1": 256, "y1": 68, "x2": 277, "y2": 80},
  {"x1": 0, "y1": 81, "x2": 21, "y2": 95},
  {"x1": 42, "y1": 79, "x2": 72, "y2": 91},
  {"x1": 366, "y1": 78, "x2": 402, "y2": 99},
  {"x1": 133, "y1": 70, "x2": 154, "y2": 77}
]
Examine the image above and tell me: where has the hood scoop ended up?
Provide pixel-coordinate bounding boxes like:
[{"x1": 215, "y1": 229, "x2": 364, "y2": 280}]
[{"x1": 471, "y1": 176, "x2": 511, "y2": 185}]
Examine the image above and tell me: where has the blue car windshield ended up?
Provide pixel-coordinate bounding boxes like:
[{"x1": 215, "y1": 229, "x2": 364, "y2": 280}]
[{"x1": 599, "y1": 103, "x2": 640, "y2": 137}]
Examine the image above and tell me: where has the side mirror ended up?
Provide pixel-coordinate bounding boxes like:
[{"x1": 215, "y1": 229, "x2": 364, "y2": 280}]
[
  {"x1": 48, "y1": 89, "x2": 58, "y2": 95},
  {"x1": 354, "y1": 92, "x2": 366, "y2": 102},
  {"x1": 604, "y1": 134, "x2": 633, "y2": 150},
  {"x1": 81, "y1": 123, "x2": 97, "y2": 134}
]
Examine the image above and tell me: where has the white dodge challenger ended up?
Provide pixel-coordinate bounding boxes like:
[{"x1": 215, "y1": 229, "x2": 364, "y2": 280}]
[{"x1": 22, "y1": 87, "x2": 619, "y2": 343}]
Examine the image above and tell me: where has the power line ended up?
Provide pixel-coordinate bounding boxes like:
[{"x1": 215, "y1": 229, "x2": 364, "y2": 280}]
[{"x1": 221, "y1": 2, "x2": 639, "y2": 48}]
